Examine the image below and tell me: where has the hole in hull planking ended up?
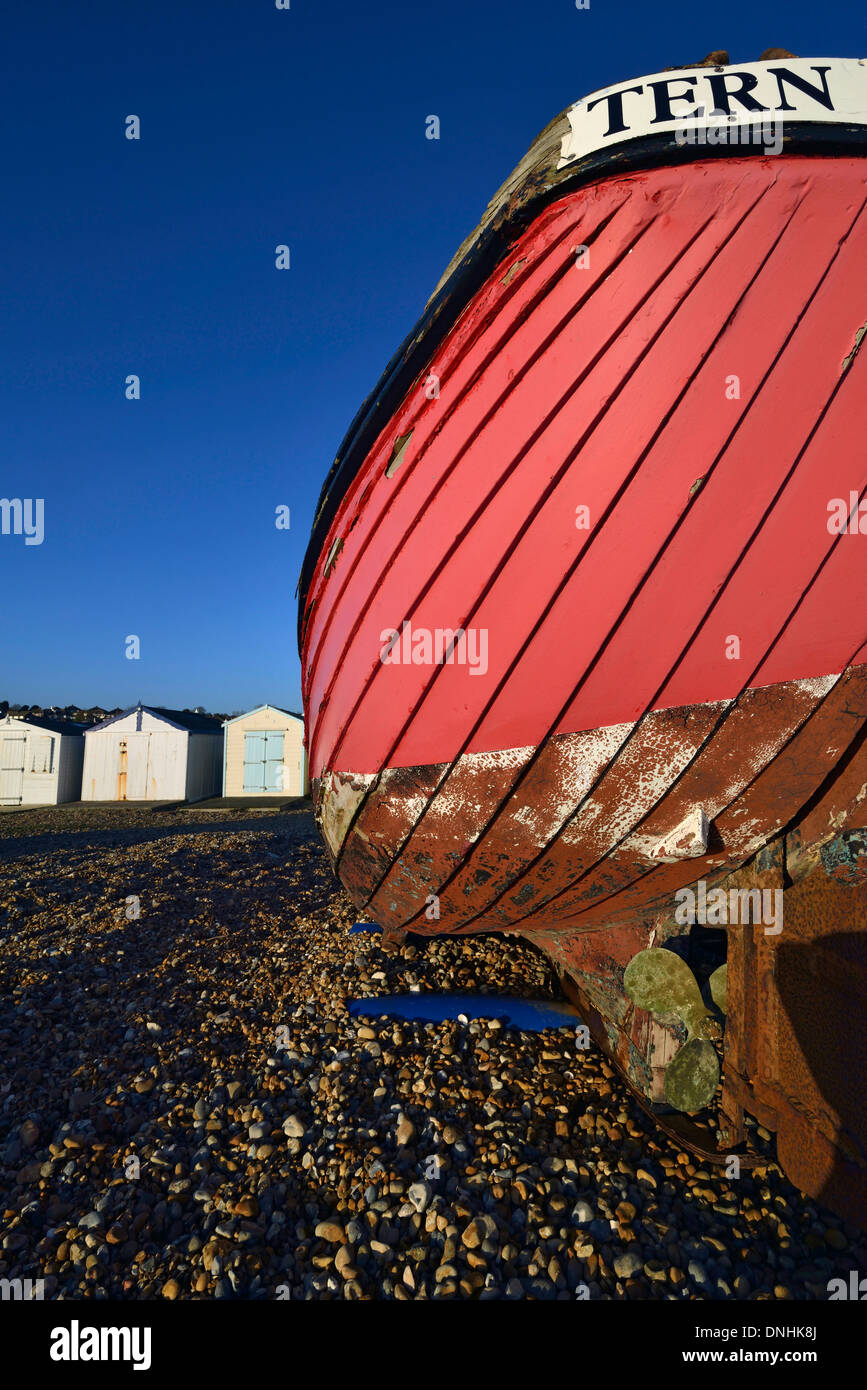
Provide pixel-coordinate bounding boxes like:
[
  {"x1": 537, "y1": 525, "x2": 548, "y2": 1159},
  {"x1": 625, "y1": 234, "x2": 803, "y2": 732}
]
[{"x1": 385, "y1": 430, "x2": 414, "y2": 478}]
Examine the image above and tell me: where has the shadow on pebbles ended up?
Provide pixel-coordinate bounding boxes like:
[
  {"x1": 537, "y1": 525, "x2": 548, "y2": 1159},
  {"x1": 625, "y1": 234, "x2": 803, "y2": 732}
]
[{"x1": 0, "y1": 804, "x2": 863, "y2": 1300}]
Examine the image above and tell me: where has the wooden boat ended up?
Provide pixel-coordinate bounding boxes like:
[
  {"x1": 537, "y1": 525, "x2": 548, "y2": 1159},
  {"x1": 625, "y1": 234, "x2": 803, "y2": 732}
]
[{"x1": 299, "y1": 54, "x2": 867, "y2": 1224}]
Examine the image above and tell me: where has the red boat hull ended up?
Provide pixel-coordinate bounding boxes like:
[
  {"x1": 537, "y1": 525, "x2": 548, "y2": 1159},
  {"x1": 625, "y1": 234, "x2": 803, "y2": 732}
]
[
  {"x1": 302, "y1": 156, "x2": 867, "y2": 935},
  {"x1": 299, "y1": 73, "x2": 867, "y2": 1221}
]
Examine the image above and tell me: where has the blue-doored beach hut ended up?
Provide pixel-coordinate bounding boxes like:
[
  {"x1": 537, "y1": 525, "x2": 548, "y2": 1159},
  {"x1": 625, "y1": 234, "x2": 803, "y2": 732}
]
[{"x1": 222, "y1": 706, "x2": 307, "y2": 796}]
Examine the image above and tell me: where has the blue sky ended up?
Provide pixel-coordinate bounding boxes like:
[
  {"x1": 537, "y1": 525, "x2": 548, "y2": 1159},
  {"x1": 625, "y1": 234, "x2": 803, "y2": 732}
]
[{"x1": 2, "y1": 0, "x2": 864, "y2": 711}]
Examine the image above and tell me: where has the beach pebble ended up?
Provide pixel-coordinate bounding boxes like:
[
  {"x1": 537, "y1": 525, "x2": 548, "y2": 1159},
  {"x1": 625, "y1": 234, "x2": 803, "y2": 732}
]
[
  {"x1": 613, "y1": 1250, "x2": 643, "y2": 1279},
  {"x1": 396, "y1": 1113, "x2": 415, "y2": 1146},
  {"x1": 407, "y1": 1181, "x2": 432, "y2": 1213},
  {"x1": 314, "y1": 1220, "x2": 345, "y2": 1244}
]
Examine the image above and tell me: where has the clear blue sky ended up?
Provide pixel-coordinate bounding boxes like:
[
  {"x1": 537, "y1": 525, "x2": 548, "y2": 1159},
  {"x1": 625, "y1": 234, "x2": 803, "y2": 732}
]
[{"x1": 2, "y1": 0, "x2": 864, "y2": 711}]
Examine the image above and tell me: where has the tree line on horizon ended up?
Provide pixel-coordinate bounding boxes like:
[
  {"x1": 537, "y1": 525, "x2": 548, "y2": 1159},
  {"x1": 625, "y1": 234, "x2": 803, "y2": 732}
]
[{"x1": 0, "y1": 701, "x2": 243, "y2": 724}]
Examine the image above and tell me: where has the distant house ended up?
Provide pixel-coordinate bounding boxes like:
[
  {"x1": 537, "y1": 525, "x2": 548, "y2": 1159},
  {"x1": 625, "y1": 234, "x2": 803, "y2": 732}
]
[
  {"x1": 222, "y1": 706, "x2": 307, "y2": 797},
  {"x1": 0, "y1": 714, "x2": 85, "y2": 805},
  {"x1": 82, "y1": 705, "x2": 223, "y2": 802}
]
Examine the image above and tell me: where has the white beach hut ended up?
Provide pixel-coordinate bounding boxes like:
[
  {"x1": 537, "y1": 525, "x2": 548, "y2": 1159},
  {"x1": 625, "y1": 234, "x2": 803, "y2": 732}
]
[
  {"x1": 81, "y1": 705, "x2": 223, "y2": 802},
  {"x1": 222, "y1": 705, "x2": 308, "y2": 796},
  {"x1": 0, "y1": 714, "x2": 85, "y2": 805}
]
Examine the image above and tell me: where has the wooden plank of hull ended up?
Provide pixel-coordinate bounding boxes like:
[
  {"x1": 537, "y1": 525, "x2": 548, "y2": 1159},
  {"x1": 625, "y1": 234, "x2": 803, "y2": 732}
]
[
  {"x1": 523, "y1": 665, "x2": 867, "y2": 933},
  {"x1": 787, "y1": 724, "x2": 867, "y2": 881}
]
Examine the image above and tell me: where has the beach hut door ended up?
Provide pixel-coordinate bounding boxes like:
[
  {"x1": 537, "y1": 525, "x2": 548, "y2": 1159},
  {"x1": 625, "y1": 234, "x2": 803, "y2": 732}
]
[
  {"x1": 118, "y1": 734, "x2": 150, "y2": 800},
  {"x1": 244, "y1": 731, "x2": 284, "y2": 792},
  {"x1": 0, "y1": 735, "x2": 26, "y2": 803},
  {"x1": 126, "y1": 734, "x2": 150, "y2": 799},
  {"x1": 264, "y1": 732, "x2": 284, "y2": 791}
]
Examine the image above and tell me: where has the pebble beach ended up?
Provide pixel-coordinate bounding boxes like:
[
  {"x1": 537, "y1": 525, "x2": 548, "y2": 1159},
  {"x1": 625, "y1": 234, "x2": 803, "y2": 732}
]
[{"x1": 0, "y1": 803, "x2": 863, "y2": 1301}]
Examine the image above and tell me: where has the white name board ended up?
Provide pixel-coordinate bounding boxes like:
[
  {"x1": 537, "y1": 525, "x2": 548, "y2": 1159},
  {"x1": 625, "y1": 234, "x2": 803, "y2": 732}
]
[{"x1": 558, "y1": 57, "x2": 867, "y2": 168}]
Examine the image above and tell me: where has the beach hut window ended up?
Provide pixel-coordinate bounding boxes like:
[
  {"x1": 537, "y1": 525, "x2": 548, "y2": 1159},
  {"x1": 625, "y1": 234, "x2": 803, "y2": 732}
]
[{"x1": 30, "y1": 736, "x2": 54, "y2": 774}]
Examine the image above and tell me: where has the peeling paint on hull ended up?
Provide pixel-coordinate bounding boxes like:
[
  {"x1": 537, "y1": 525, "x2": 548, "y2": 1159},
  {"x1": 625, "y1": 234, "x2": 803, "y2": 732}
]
[{"x1": 319, "y1": 670, "x2": 865, "y2": 938}]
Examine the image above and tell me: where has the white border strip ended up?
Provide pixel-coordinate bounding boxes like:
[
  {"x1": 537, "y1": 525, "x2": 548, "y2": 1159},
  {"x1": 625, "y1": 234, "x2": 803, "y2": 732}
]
[{"x1": 558, "y1": 57, "x2": 867, "y2": 169}]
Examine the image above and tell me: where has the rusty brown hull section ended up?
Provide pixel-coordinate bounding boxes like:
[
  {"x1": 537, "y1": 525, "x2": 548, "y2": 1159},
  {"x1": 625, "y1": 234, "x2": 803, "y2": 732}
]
[{"x1": 317, "y1": 667, "x2": 867, "y2": 937}]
